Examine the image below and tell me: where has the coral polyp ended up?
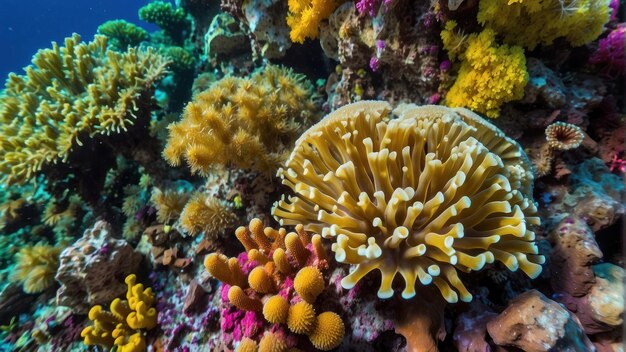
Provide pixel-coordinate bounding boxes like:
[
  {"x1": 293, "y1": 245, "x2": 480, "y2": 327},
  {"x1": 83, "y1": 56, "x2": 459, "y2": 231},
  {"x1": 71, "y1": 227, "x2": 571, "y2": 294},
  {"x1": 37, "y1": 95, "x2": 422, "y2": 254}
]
[{"x1": 274, "y1": 101, "x2": 543, "y2": 302}]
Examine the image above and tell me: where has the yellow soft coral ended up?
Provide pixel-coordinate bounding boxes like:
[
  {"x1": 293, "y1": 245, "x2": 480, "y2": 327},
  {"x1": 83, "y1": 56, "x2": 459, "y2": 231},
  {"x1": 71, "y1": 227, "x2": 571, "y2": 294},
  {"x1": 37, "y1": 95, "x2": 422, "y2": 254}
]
[
  {"x1": 443, "y1": 27, "x2": 528, "y2": 118},
  {"x1": 273, "y1": 101, "x2": 543, "y2": 303},
  {"x1": 477, "y1": 0, "x2": 611, "y2": 49},
  {"x1": 0, "y1": 34, "x2": 168, "y2": 185},
  {"x1": 11, "y1": 243, "x2": 61, "y2": 293},
  {"x1": 150, "y1": 188, "x2": 190, "y2": 223},
  {"x1": 287, "y1": 0, "x2": 341, "y2": 43},
  {"x1": 81, "y1": 274, "x2": 157, "y2": 352},
  {"x1": 179, "y1": 192, "x2": 238, "y2": 237},
  {"x1": 164, "y1": 66, "x2": 317, "y2": 174}
]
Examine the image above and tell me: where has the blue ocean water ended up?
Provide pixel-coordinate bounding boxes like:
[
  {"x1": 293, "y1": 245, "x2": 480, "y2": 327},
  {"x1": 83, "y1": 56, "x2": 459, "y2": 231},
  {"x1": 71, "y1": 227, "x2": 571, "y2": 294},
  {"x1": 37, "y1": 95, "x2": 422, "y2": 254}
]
[{"x1": 0, "y1": 0, "x2": 160, "y2": 80}]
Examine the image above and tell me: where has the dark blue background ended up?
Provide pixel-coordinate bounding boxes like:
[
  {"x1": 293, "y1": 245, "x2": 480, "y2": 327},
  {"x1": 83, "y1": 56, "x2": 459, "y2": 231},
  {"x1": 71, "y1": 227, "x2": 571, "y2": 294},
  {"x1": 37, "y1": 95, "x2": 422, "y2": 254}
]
[{"x1": 0, "y1": 0, "x2": 162, "y2": 82}]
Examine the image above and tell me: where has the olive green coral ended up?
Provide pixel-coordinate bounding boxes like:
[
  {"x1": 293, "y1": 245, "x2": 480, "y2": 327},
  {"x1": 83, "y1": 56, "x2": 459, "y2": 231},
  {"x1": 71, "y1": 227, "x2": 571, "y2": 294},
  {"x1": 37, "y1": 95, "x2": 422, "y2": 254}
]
[
  {"x1": 97, "y1": 20, "x2": 149, "y2": 50},
  {"x1": 273, "y1": 101, "x2": 543, "y2": 303},
  {"x1": 139, "y1": 1, "x2": 190, "y2": 44},
  {"x1": 0, "y1": 34, "x2": 169, "y2": 186},
  {"x1": 163, "y1": 65, "x2": 318, "y2": 174}
]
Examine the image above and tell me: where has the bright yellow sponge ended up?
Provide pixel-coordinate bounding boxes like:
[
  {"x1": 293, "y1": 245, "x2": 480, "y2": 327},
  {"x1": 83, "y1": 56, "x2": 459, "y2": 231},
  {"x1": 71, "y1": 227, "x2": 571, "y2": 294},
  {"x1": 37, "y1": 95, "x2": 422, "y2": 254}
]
[
  {"x1": 294, "y1": 266, "x2": 325, "y2": 303},
  {"x1": 81, "y1": 274, "x2": 158, "y2": 352},
  {"x1": 444, "y1": 28, "x2": 528, "y2": 118},
  {"x1": 308, "y1": 312, "x2": 345, "y2": 351}
]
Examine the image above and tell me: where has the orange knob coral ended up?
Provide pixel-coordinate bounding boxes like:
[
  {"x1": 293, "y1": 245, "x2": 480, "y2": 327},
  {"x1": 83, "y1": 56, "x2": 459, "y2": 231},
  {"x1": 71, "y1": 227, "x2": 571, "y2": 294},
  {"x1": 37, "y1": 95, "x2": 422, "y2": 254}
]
[
  {"x1": 287, "y1": 301, "x2": 316, "y2": 335},
  {"x1": 308, "y1": 312, "x2": 345, "y2": 351},
  {"x1": 294, "y1": 266, "x2": 325, "y2": 303},
  {"x1": 263, "y1": 295, "x2": 290, "y2": 324}
]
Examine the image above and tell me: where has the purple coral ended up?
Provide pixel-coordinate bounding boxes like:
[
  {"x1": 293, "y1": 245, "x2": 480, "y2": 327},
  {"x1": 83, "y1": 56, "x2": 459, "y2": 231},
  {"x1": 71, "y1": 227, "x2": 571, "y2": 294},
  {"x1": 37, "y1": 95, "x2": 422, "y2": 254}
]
[
  {"x1": 589, "y1": 24, "x2": 625, "y2": 76},
  {"x1": 356, "y1": 0, "x2": 392, "y2": 17}
]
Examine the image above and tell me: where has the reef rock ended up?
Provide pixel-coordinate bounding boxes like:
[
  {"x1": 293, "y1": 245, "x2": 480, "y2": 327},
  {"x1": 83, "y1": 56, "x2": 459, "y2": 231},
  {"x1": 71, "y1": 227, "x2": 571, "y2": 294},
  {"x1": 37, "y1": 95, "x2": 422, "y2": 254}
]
[
  {"x1": 486, "y1": 290, "x2": 594, "y2": 352},
  {"x1": 204, "y1": 13, "x2": 250, "y2": 60},
  {"x1": 549, "y1": 216, "x2": 603, "y2": 297},
  {"x1": 55, "y1": 221, "x2": 143, "y2": 314},
  {"x1": 453, "y1": 302, "x2": 498, "y2": 352}
]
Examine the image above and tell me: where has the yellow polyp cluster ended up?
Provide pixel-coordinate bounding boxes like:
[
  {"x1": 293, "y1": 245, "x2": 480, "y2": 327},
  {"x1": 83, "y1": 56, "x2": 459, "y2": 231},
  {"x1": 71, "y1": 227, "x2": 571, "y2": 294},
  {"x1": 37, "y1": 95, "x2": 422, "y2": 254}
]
[
  {"x1": 258, "y1": 332, "x2": 288, "y2": 352},
  {"x1": 442, "y1": 25, "x2": 528, "y2": 119},
  {"x1": 273, "y1": 101, "x2": 544, "y2": 303},
  {"x1": 81, "y1": 274, "x2": 157, "y2": 352},
  {"x1": 263, "y1": 295, "x2": 290, "y2": 323},
  {"x1": 287, "y1": 0, "x2": 342, "y2": 43},
  {"x1": 308, "y1": 312, "x2": 345, "y2": 351},
  {"x1": 237, "y1": 338, "x2": 259, "y2": 352},
  {"x1": 294, "y1": 266, "x2": 325, "y2": 303},
  {"x1": 11, "y1": 243, "x2": 61, "y2": 294},
  {"x1": 0, "y1": 33, "x2": 168, "y2": 185},
  {"x1": 179, "y1": 192, "x2": 238, "y2": 238},
  {"x1": 477, "y1": 0, "x2": 611, "y2": 50},
  {"x1": 204, "y1": 219, "x2": 345, "y2": 350},
  {"x1": 163, "y1": 65, "x2": 318, "y2": 175},
  {"x1": 287, "y1": 301, "x2": 316, "y2": 334}
]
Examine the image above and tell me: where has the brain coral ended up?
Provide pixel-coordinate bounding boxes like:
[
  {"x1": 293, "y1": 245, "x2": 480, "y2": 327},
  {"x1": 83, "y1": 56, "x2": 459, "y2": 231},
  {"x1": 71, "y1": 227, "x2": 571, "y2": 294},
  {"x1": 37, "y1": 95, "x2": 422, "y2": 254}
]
[
  {"x1": 273, "y1": 101, "x2": 543, "y2": 302},
  {"x1": 163, "y1": 65, "x2": 318, "y2": 174},
  {"x1": 0, "y1": 33, "x2": 168, "y2": 186}
]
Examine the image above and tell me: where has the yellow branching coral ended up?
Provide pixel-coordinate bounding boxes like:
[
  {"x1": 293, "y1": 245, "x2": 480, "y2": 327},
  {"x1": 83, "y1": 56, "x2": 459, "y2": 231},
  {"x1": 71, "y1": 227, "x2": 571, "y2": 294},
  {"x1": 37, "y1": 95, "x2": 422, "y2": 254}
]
[
  {"x1": 81, "y1": 274, "x2": 157, "y2": 352},
  {"x1": 287, "y1": 0, "x2": 341, "y2": 43},
  {"x1": 11, "y1": 243, "x2": 61, "y2": 293},
  {"x1": 164, "y1": 65, "x2": 318, "y2": 174},
  {"x1": 0, "y1": 34, "x2": 168, "y2": 185},
  {"x1": 179, "y1": 192, "x2": 238, "y2": 237},
  {"x1": 477, "y1": 0, "x2": 611, "y2": 50},
  {"x1": 150, "y1": 187, "x2": 191, "y2": 223},
  {"x1": 442, "y1": 26, "x2": 528, "y2": 119},
  {"x1": 204, "y1": 219, "x2": 343, "y2": 350},
  {"x1": 273, "y1": 101, "x2": 544, "y2": 303}
]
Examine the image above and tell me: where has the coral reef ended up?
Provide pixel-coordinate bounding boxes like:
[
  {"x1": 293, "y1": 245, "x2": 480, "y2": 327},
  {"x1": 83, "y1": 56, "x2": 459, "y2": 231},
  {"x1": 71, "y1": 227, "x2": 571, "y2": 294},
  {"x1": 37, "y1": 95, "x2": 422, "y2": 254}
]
[
  {"x1": 163, "y1": 65, "x2": 318, "y2": 174},
  {"x1": 55, "y1": 221, "x2": 142, "y2": 314},
  {"x1": 274, "y1": 101, "x2": 543, "y2": 302},
  {"x1": 0, "y1": 34, "x2": 169, "y2": 216},
  {"x1": 81, "y1": 274, "x2": 157, "y2": 351},
  {"x1": 319, "y1": 1, "x2": 442, "y2": 109},
  {"x1": 0, "y1": 0, "x2": 623, "y2": 350}
]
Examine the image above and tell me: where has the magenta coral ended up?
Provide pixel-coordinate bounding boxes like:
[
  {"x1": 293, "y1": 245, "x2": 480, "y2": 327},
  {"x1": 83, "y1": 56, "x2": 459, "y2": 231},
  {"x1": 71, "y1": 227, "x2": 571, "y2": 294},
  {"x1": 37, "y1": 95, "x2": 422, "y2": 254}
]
[
  {"x1": 590, "y1": 24, "x2": 626, "y2": 76},
  {"x1": 355, "y1": 0, "x2": 393, "y2": 16}
]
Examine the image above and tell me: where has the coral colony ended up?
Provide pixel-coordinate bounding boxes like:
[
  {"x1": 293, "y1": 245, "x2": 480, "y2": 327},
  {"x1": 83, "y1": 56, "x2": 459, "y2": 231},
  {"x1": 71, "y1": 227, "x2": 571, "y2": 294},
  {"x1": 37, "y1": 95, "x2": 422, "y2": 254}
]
[{"x1": 0, "y1": 0, "x2": 623, "y2": 351}]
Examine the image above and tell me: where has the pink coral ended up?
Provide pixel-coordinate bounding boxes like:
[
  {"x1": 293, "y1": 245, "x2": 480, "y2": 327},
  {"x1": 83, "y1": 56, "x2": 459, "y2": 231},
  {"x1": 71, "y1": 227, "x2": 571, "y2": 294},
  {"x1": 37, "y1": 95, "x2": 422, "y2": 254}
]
[{"x1": 590, "y1": 24, "x2": 626, "y2": 76}]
